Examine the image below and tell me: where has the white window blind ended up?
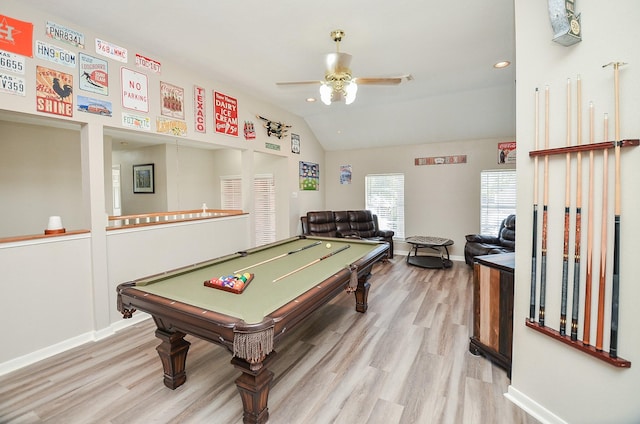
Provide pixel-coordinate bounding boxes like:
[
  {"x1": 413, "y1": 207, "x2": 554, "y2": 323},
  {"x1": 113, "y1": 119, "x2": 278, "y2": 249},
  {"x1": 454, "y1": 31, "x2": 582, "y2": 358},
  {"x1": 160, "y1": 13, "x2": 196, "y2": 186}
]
[
  {"x1": 480, "y1": 169, "x2": 516, "y2": 235},
  {"x1": 220, "y1": 176, "x2": 242, "y2": 210},
  {"x1": 365, "y1": 174, "x2": 405, "y2": 239},
  {"x1": 220, "y1": 175, "x2": 276, "y2": 246},
  {"x1": 254, "y1": 174, "x2": 275, "y2": 245}
]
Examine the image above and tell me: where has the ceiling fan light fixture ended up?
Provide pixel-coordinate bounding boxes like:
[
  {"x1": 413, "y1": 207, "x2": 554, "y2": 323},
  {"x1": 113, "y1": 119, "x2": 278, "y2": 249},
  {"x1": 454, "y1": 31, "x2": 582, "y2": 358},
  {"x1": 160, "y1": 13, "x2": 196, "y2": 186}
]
[
  {"x1": 319, "y1": 83, "x2": 332, "y2": 105},
  {"x1": 345, "y1": 81, "x2": 358, "y2": 105}
]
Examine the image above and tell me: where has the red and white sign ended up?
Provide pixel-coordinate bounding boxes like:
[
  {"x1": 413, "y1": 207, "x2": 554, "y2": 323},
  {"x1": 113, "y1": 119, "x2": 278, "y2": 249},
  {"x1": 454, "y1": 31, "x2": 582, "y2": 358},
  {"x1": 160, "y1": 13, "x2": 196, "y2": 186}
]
[
  {"x1": 36, "y1": 66, "x2": 73, "y2": 117},
  {"x1": 121, "y1": 67, "x2": 149, "y2": 112},
  {"x1": 214, "y1": 91, "x2": 238, "y2": 136},
  {"x1": 95, "y1": 38, "x2": 127, "y2": 62},
  {"x1": 0, "y1": 15, "x2": 33, "y2": 57},
  {"x1": 194, "y1": 85, "x2": 206, "y2": 133},
  {"x1": 498, "y1": 141, "x2": 516, "y2": 164},
  {"x1": 135, "y1": 53, "x2": 161, "y2": 74}
]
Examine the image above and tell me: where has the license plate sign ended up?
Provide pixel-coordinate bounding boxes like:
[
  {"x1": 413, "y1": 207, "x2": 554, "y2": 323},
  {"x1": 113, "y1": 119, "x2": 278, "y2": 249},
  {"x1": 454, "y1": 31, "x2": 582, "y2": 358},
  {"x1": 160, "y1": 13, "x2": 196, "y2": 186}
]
[
  {"x1": 0, "y1": 72, "x2": 26, "y2": 96},
  {"x1": 0, "y1": 51, "x2": 26, "y2": 74}
]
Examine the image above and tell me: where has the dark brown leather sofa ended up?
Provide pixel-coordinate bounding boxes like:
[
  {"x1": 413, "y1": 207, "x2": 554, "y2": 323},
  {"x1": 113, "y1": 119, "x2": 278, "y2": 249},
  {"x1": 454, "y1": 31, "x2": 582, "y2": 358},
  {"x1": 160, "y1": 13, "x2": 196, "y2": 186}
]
[
  {"x1": 301, "y1": 210, "x2": 394, "y2": 258},
  {"x1": 464, "y1": 214, "x2": 516, "y2": 265}
]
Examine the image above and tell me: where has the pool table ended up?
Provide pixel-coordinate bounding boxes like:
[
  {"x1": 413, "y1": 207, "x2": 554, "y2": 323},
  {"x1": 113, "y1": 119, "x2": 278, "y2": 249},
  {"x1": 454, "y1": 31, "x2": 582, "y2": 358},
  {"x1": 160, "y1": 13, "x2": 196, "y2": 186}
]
[{"x1": 116, "y1": 235, "x2": 388, "y2": 424}]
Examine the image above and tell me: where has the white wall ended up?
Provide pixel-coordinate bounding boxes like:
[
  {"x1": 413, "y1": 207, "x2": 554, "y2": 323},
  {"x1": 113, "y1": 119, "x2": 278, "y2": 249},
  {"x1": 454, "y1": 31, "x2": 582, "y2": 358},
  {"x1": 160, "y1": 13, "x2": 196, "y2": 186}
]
[
  {"x1": 509, "y1": 1, "x2": 640, "y2": 423},
  {"x1": 0, "y1": 235, "x2": 93, "y2": 366},
  {"x1": 0, "y1": 120, "x2": 84, "y2": 237},
  {"x1": 326, "y1": 138, "x2": 515, "y2": 258}
]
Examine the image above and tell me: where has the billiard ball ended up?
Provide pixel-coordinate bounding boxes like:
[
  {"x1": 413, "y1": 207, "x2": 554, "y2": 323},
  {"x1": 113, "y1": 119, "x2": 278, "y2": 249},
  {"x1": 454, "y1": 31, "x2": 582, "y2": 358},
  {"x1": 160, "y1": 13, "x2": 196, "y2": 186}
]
[{"x1": 326, "y1": 243, "x2": 331, "y2": 248}]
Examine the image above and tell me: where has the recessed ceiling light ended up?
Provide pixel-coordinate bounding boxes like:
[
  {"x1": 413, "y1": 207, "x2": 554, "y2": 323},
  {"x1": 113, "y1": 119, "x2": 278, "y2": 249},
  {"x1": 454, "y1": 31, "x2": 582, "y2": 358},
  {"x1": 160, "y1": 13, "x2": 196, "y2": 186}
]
[
  {"x1": 494, "y1": 61, "x2": 511, "y2": 69},
  {"x1": 306, "y1": 97, "x2": 317, "y2": 102}
]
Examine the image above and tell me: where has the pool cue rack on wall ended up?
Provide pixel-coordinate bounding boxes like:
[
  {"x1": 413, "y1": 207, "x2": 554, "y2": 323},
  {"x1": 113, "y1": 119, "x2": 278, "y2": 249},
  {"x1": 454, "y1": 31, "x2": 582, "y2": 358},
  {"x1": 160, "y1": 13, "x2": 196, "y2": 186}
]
[{"x1": 527, "y1": 139, "x2": 636, "y2": 368}]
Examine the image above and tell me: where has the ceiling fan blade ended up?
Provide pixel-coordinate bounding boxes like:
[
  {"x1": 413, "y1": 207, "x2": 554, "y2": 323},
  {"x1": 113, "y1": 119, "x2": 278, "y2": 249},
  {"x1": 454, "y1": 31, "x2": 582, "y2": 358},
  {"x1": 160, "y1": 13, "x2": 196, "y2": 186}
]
[
  {"x1": 353, "y1": 74, "x2": 414, "y2": 85},
  {"x1": 276, "y1": 80, "x2": 323, "y2": 86},
  {"x1": 325, "y1": 52, "x2": 352, "y2": 74}
]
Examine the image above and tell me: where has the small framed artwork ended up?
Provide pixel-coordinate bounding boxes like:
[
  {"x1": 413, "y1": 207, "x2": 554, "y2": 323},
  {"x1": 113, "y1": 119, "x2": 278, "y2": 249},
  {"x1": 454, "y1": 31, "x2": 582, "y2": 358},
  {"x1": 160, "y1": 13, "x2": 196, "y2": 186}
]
[{"x1": 133, "y1": 163, "x2": 154, "y2": 193}]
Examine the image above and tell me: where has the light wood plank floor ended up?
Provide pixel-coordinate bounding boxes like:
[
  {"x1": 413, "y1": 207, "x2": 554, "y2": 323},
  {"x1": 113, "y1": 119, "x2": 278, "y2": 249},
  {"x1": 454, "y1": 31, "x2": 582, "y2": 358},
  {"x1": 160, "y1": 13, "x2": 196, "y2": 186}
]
[{"x1": 0, "y1": 257, "x2": 540, "y2": 424}]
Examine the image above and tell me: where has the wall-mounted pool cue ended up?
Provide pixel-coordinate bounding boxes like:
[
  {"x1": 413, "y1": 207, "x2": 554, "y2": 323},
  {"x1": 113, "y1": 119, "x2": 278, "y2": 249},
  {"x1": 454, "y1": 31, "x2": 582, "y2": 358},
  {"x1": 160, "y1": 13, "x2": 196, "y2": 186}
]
[
  {"x1": 234, "y1": 241, "x2": 321, "y2": 273},
  {"x1": 596, "y1": 113, "x2": 609, "y2": 351},
  {"x1": 530, "y1": 87, "x2": 540, "y2": 322},
  {"x1": 560, "y1": 78, "x2": 572, "y2": 336},
  {"x1": 273, "y1": 245, "x2": 351, "y2": 282},
  {"x1": 605, "y1": 61, "x2": 626, "y2": 358},
  {"x1": 583, "y1": 101, "x2": 595, "y2": 345},
  {"x1": 539, "y1": 85, "x2": 550, "y2": 327},
  {"x1": 571, "y1": 76, "x2": 583, "y2": 341}
]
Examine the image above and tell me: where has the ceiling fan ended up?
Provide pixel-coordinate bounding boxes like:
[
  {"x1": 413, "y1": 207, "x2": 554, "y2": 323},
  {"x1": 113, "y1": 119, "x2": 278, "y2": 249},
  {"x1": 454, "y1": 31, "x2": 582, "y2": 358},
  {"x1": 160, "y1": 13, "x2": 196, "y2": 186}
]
[{"x1": 276, "y1": 30, "x2": 412, "y2": 105}]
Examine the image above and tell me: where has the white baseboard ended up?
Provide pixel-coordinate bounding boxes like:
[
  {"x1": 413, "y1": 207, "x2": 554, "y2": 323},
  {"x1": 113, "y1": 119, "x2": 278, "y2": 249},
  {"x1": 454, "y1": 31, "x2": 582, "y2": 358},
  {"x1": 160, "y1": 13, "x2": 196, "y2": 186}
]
[
  {"x1": 505, "y1": 385, "x2": 568, "y2": 424},
  {"x1": 0, "y1": 312, "x2": 150, "y2": 377}
]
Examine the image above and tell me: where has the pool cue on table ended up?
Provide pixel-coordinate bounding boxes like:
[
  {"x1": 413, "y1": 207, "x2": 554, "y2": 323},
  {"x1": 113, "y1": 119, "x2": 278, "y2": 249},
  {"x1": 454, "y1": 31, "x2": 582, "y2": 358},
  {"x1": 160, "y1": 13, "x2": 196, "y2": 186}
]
[
  {"x1": 233, "y1": 241, "x2": 321, "y2": 273},
  {"x1": 583, "y1": 102, "x2": 595, "y2": 345},
  {"x1": 273, "y1": 245, "x2": 351, "y2": 282},
  {"x1": 595, "y1": 113, "x2": 609, "y2": 351},
  {"x1": 539, "y1": 85, "x2": 550, "y2": 327},
  {"x1": 560, "y1": 78, "x2": 572, "y2": 336},
  {"x1": 529, "y1": 87, "x2": 540, "y2": 322},
  {"x1": 605, "y1": 61, "x2": 626, "y2": 358},
  {"x1": 571, "y1": 76, "x2": 583, "y2": 341}
]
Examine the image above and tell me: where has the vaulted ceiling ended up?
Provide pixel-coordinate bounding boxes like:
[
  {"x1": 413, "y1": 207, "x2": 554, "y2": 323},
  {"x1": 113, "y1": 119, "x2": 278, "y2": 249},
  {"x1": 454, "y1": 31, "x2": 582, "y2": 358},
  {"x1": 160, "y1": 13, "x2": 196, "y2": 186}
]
[{"x1": 20, "y1": 0, "x2": 517, "y2": 151}]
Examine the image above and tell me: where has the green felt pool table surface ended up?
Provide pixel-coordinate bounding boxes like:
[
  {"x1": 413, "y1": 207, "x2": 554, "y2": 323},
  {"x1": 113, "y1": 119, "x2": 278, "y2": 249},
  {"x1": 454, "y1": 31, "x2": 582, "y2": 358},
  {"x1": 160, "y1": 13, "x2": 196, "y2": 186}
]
[{"x1": 131, "y1": 236, "x2": 382, "y2": 324}]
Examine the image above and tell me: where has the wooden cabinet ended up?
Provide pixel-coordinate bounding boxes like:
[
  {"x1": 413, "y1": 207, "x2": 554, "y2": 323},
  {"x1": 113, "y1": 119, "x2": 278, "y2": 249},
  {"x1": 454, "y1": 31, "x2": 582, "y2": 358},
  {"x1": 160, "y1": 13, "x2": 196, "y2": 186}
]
[{"x1": 469, "y1": 252, "x2": 514, "y2": 376}]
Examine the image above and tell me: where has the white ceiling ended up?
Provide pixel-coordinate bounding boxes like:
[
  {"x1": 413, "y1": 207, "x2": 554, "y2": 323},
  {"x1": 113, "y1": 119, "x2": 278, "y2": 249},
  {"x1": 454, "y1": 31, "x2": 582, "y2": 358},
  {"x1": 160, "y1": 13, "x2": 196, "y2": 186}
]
[{"x1": 20, "y1": 0, "x2": 517, "y2": 151}]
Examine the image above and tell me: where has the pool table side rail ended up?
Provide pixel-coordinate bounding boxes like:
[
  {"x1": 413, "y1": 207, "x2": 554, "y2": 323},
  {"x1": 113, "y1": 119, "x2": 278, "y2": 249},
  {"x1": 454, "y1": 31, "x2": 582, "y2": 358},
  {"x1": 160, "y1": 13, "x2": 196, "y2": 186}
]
[{"x1": 117, "y1": 283, "x2": 243, "y2": 353}]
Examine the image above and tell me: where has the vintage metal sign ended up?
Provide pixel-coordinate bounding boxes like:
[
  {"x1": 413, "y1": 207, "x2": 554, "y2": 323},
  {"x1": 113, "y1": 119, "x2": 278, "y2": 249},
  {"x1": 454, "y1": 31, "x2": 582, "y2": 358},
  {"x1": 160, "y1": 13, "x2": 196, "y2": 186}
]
[
  {"x1": 122, "y1": 112, "x2": 151, "y2": 131},
  {"x1": 0, "y1": 71, "x2": 26, "y2": 96},
  {"x1": 414, "y1": 155, "x2": 467, "y2": 166},
  {"x1": 78, "y1": 53, "x2": 108, "y2": 95},
  {"x1": 0, "y1": 14, "x2": 33, "y2": 57},
  {"x1": 36, "y1": 66, "x2": 73, "y2": 117},
  {"x1": 498, "y1": 141, "x2": 516, "y2": 164},
  {"x1": 214, "y1": 91, "x2": 238, "y2": 136},
  {"x1": 45, "y1": 21, "x2": 85, "y2": 49},
  {"x1": 95, "y1": 38, "x2": 127, "y2": 62},
  {"x1": 36, "y1": 40, "x2": 76, "y2": 68},
  {"x1": 156, "y1": 116, "x2": 187, "y2": 136},
  {"x1": 77, "y1": 95, "x2": 112, "y2": 116},
  {"x1": 121, "y1": 67, "x2": 149, "y2": 112},
  {"x1": 194, "y1": 85, "x2": 206, "y2": 133},
  {"x1": 135, "y1": 53, "x2": 161, "y2": 74},
  {"x1": 265, "y1": 142, "x2": 280, "y2": 151},
  {"x1": 0, "y1": 50, "x2": 25, "y2": 74},
  {"x1": 160, "y1": 81, "x2": 184, "y2": 119}
]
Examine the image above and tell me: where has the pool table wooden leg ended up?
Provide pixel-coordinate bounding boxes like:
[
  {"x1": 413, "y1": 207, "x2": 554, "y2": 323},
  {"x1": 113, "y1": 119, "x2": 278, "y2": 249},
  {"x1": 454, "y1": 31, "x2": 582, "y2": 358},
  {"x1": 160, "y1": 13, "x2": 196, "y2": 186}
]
[
  {"x1": 355, "y1": 271, "x2": 372, "y2": 313},
  {"x1": 154, "y1": 328, "x2": 191, "y2": 390},
  {"x1": 231, "y1": 352, "x2": 276, "y2": 424}
]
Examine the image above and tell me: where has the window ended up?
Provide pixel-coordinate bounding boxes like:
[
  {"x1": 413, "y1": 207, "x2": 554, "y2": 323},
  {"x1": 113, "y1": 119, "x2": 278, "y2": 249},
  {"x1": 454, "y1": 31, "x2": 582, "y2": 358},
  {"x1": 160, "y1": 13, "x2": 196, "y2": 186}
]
[
  {"x1": 480, "y1": 169, "x2": 516, "y2": 234},
  {"x1": 254, "y1": 174, "x2": 275, "y2": 245},
  {"x1": 221, "y1": 174, "x2": 275, "y2": 246},
  {"x1": 365, "y1": 174, "x2": 405, "y2": 239},
  {"x1": 220, "y1": 176, "x2": 242, "y2": 210}
]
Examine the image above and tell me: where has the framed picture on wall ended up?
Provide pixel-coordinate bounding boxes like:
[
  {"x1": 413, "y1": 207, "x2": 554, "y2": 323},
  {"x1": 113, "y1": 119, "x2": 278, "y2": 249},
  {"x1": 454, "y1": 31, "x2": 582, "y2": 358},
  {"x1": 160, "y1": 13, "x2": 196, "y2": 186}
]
[{"x1": 133, "y1": 163, "x2": 154, "y2": 193}]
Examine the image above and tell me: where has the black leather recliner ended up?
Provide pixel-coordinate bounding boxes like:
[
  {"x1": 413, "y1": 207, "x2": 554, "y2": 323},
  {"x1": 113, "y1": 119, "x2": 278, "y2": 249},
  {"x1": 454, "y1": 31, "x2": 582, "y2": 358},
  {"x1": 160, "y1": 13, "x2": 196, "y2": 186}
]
[{"x1": 464, "y1": 214, "x2": 515, "y2": 265}]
